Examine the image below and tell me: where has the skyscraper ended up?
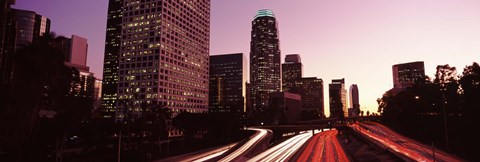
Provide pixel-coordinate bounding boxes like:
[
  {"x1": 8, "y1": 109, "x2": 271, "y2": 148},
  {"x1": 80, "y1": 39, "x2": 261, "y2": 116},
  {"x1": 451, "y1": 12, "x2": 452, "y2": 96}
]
[
  {"x1": 209, "y1": 53, "x2": 247, "y2": 115},
  {"x1": 349, "y1": 84, "x2": 359, "y2": 117},
  {"x1": 250, "y1": 9, "x2": 281, "y2": 114},
  {"x1": 56, "y1": 35, "x2": 88, "y2": 65},
  {"x1": 0, "y1": 0, "x2": 15, "y2": 92},
  {"x1": 11, "y1": 9, "x2": 50, "y2": 49},
  {"x1": 0, "y1": 0, "x2": 14, "y2": 57},
  {"x1": 282, "y1": 54, "x2": 302, "y2": 93},
  {"x1": 0, "y1": 7, "x2": 50, "y2": 95},
  {"x1": 111, "y1": 0, "x2": 210, "y2": 120},
  {"x1": 101, "y1": 0, "x2": 123, "y2": 118},
  {"x1": 294, "y1": 77, "x2": 324, "y2": 119},
  {"x1": 392, "y1": 61, "x2": 425, "y2": 89},
  {"x1": 329, "y1": 78, "x2": 347, "y2": 118},
  {"x1": 53, "y1": 35, "x2": 95, "y2": 99}
]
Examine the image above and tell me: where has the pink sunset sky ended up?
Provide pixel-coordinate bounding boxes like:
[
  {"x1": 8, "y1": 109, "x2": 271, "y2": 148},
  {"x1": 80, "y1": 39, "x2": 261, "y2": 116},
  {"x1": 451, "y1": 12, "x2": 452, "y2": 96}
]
[{"x1": 14, "y1": 0, "x2": 480, "y2": 115}]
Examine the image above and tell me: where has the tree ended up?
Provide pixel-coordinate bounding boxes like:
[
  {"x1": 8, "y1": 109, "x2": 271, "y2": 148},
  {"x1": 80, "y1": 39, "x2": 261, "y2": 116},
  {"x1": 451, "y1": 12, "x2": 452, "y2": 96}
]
[
  {"x1": 459, "y1": 63, "x2": 480, "y2": 118},
  {"x1": 434, "y1": 65, "x2": 458, "y2": 86},
  {"x1": 0, "y1": 33, "x2": 84, "y2": 160}
]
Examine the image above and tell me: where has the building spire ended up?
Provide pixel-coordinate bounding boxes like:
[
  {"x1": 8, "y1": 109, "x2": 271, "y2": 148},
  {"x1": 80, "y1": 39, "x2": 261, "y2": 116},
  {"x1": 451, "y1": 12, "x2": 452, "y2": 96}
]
[{"x1": 254, "y1": 9, "x2": 275, "y2": 19}]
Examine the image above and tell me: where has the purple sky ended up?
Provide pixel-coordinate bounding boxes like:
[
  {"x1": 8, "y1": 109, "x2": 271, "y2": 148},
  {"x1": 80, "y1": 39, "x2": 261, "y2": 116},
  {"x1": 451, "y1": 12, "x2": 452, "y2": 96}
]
[{"x1": 13, "y1": 0, "x2": 480, "y2": 115}]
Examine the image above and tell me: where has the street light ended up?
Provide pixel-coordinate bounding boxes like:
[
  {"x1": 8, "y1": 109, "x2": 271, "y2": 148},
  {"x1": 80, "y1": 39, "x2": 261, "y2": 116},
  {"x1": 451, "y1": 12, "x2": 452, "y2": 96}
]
[{"x1": 441, "y1": 90, "x2": 449, "y2": 151}]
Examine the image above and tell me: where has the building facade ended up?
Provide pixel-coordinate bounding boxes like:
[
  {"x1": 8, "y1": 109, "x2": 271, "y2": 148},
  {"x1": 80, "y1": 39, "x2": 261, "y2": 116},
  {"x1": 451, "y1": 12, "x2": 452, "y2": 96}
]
[
  {"x1": 349, "y1": 84, "x2": 359, "y2": 117},
  {"x1": 112, "y1": 0, "x2": 210, "y2": 120},
  {"x1": 269, "y1": 92, "x2": 301, "y2": 125},
  {"x1": 56, "y1": 35, "x2": 96, "y2": 100},
  {"x1": 0, "y1": 0, "x2": 15, "y2": 93},
  {"x1": 11, "y1": 9, "x2": 50, "y2": 50},
  {"x1": 329, "y1": 78, "x2": 347, "y2": 118},
  {"x1": 101, "y1": 0, "x2": 123, "y2": 118},
  {"x1": 250, "y1": 9, "x2": 281, "y2": 115},
  {"x1": 282, "y1": 54, "x2": 302, "y2": 93},
  {"x1": 1, "y1": 7, "x2": 50, "y2": 92},
  {"x1": 392, "y1": 61, "x2": 425, "y2": 89},
  {"x1": 294, "y1": 77, "x2": 324, "y2": 119},
  {"x1": 209, "y1": 53, "x2": 247, "y2": 115},
  {"x1": 55, "y1": 35, "x2": 88, "y2": 65}
]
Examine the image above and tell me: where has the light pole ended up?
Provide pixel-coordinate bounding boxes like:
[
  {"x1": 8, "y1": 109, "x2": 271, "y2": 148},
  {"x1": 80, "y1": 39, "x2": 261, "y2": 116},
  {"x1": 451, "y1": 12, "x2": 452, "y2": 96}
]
[{"x1": 441, "y1": 91, "x2": 449, "y2": 151}]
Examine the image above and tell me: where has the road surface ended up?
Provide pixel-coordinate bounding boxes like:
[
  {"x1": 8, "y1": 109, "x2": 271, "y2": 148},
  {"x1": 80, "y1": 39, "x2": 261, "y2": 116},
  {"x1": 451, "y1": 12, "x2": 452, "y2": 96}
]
[
  {"x1": 351, "y1": 122, "x2": 461, "y2": 162},
  {"x1": 218, "y1": 128, "x2": 271, "y2": 162},
  {"x1": 247, "y1": 130, "x2": 313, "y2": 162},
  {"x1": 295, "y1": 129, "x2": 349, "y2": 162},
  {"x1": 155, "y1": 128, "x2": 270, "y2": 162}
]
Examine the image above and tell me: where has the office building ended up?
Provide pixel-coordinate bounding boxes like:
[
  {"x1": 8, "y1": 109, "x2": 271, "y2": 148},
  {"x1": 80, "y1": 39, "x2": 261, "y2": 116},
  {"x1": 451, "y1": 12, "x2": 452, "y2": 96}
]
[
  {"x1": 269, "y1": 92, "x2": 301, "y2": 125},
  {"x1": 209, "y1": 53, "x2": 247, "y2": 115},
  {"x1": 11, "y1": 9, "x2": 50, "y2": 49},
  {"x1": 101, "y1": 0, "x2": 123, "y2": 118},
  {"x1": 329, "y1": 78, "x2": 347, "y2": 118},
  {"x1": 295, "y1": 77, "x2": 324, "y2": 119},
  {"x1": 65, "y1": 62, "x2": 95, "y2": 98},
  {"x1": 54, "y1": 35, "x2": 95, "y2": 99},
  {"x1": 250, "y1": 9, "x2": 281, "y2": 114},
  {"x1": 0, "y1": 0, "x2": 15, "y2": 93},
  {"x1": 392, "y1": 61, "x2": 425, "y2": 89},
  {"x1": 110, "y1": 0, "x2": 210, "y2": 120},
  {"x1": 282, "y1": 54, "x2": 303, "y2": 93},
  {"x1": 1, "y1": 7, "x2": 50, "y2": 91},
  {"x1": 349, "y1": 84, "x2": 359, "y2": 117},
  {"x1": 55, "y1": 35, "x2": 88, "y2": 66},
  {"x1": 94, "y1": 79, "x2": 102, "y2": 109}
]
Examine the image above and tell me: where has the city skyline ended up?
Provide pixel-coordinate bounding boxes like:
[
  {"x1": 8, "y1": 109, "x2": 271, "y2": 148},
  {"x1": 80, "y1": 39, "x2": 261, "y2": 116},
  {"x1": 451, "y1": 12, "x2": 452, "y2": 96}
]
[{"x1": 12, "y1": 0, "x2": 480, "y2": 114}]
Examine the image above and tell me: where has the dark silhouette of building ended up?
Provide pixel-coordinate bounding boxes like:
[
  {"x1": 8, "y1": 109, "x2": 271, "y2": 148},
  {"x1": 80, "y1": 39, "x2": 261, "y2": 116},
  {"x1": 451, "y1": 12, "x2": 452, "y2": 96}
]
[
  {"x1": 282, "y1": 54, "x2": 302, "y2": 93},
  {"x1": 10, "y1": 9, "x2": 50, "y2": 50},
  {"x1": 1, "y1": 7, "x2": 50, "y2": 92},
  {"x1": 295, "y1": 77, "x2": 324, "y2": 119},
  {"x1": 269, "y1": 92, "x2": 301, "y2": 125},
  {"x1": 111, "y1": 0, "x2": 210, "y2": 120},
  {"x1": 209, "y1": 53, "x2": 247, "y2": 116},
  {"x1": 246, "y1": 82, "x2": 254, "y2": 125},
  {"x1": 54, "y1": 35, "x2": 95, "y2": 99},
  {"x1": 392, "y1": 61, "x2": 425, "y2": 89},
  {"x1": 0, "y1": 0, "x2": 15, "y2": 94},
  {"x1": 349, "y1": 84, "x2": 359, "y2": 117},
  {"x1": 250, "y1": 9, "x2": 281, "y2": 115},
  {"x1": 329, "y1": 78, "x2": 347, "y2": 118},
  {"x1": 101, "y1": 0, "x2": 123, "y2": 119}
]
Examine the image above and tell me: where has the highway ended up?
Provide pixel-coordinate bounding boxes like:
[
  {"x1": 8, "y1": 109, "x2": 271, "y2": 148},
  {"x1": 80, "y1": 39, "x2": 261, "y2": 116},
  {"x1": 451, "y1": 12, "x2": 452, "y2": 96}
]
[
  {"x1": 155, "y1": 128, "x2": 270, "y2": 162},
  {"x1": 350, "y1": 122, "x2": 461, "y2": 162},
  {"x1": 295, "y1": 129, "x2": 349, "y2": 162},
  {"x1": 247, "y1": 130, "x2": 313, "y2": 162},
  {"x1": 218, "y1": 128, "x2": 270, "y2": 162}
]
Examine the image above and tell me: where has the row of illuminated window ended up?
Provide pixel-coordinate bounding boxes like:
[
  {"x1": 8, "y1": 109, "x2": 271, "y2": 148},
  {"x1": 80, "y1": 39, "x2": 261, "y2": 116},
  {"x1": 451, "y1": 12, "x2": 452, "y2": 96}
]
[{"x1": 118, "y1": 73, "x2": 207, "y2": 89}]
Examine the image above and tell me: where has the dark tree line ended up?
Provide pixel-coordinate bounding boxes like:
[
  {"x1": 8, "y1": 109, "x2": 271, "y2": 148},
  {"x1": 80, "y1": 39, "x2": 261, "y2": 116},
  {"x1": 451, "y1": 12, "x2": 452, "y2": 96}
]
[
  {"x1": 377, "y1": 63, "x2": 480, "y2": 161},
  {"x1": 0, "y1": 33, "x2": 93, "y2": 161}
]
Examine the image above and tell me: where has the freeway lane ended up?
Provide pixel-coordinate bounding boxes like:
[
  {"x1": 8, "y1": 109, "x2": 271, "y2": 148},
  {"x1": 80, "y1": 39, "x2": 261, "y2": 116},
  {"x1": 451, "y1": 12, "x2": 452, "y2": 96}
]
[
  {"x1": 247, "y1": 131, "x2": 313, "y2": 162},
  {"x1": 155, "y1": 128, "x2": 270, "y2": 162},
  {"x1": 218, "y1": 128, "x2": 271, "y2": 162},
  {"x1": 154, "y1": 142, "x2": 237, "y2": 162},
  {"x1": 295, "y1": 129, "x2": 349, "y2": 162},
  {"x1": 351, "y1": 122, "x2": 461, "y2": 162}
]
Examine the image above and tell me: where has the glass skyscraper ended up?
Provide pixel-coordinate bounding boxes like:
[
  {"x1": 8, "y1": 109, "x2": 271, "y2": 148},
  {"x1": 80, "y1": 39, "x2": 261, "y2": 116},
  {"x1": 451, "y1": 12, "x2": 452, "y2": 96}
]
[
  {"x1": 329, "y1": 78, "x2": 347, "y2": 118},
  {"x1": 249, "y1": 9, "x2": 281, "y2": 114},
  {"x1": 101, "y1": 0, "x2": 123, "y2": 118},
  {"x1": 282, "y1": 54, "x2": 303, "y2": 93},
  {"x1": 209, "y1": 53, "x2": 247, "y2": 114}
]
